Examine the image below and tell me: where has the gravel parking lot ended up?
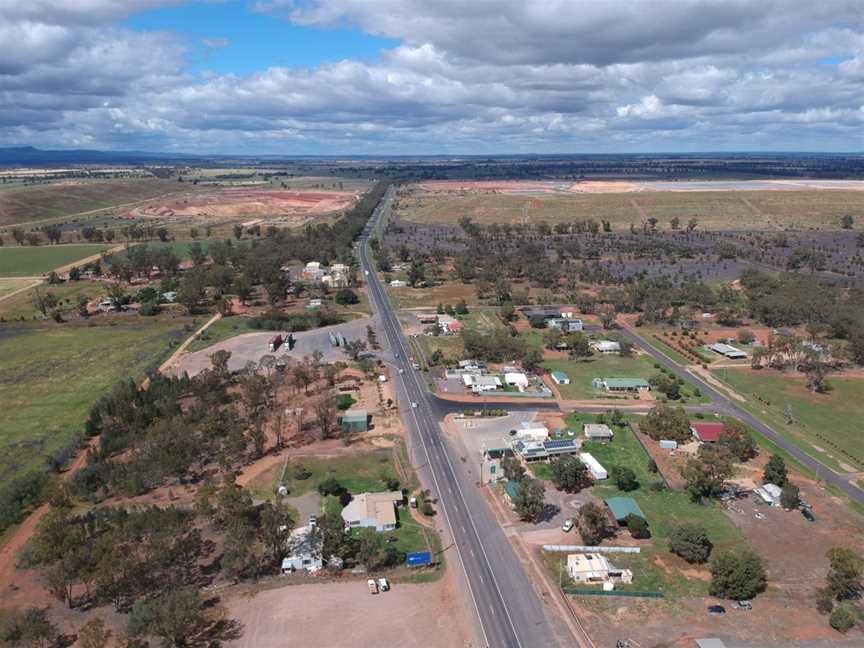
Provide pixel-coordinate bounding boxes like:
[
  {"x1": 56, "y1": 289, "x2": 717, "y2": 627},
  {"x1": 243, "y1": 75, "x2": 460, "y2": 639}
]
[{"x1": 172, "y1": 317, "x2": 373, "y2": 376}]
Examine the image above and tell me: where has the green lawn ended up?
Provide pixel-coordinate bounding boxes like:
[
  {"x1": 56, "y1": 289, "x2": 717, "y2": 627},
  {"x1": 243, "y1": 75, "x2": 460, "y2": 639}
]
[
  {"x1": 712, "y1": 368, "x2": 864, "y2": 472},
  {"x1": 560, "y1": 413, "x2": 742, "y2": 597},
  {"x1": 0, "y1": 317, "x2": 194, "y2": 490},
  {"x1": 0, "y1": 245, "x2": 113, "y2": 276},
  {"x1": 249, "y1": 449, "x2": 401, "y2": 499},
  {"x1": 387, "y1": 507, "x2": 431, "y2": 555}
]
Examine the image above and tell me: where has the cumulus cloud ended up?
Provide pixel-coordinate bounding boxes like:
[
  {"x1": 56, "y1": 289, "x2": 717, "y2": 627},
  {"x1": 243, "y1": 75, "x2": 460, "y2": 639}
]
[{"x1": 0, "y1": 0, "x2": 862, "y2": 152}]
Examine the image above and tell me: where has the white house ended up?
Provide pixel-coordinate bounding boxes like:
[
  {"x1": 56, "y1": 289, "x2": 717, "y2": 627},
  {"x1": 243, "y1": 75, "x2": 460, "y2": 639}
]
[
  {"x1": 462, "y1": 374, "x2": 501, "y2": 393},
  {"x1": 551, "y1": 371, "x2": 570, "y2": 385},
  {"x1": 504, "y1": 372, "x2": 529, "y2": 391},
  {"x1": 579, "y1": 452, "x2": 608, "y2": 480},
  {"x1": 584, "y1": 423, "x2": 614, "y2": 443},
  {"x1": 567, "y1": 553, "x2": 633, "y2": 585},
  {"x1": 341, "y1": 491, "x2": 403, "y2": 532},
  {"x1": 590, "y1": 340, "x2": 621, "y2": 354},
  {"x1": 517, "y1": 422, "x2": 550, "y2": 442},
  {"x1": 281, "y1": 525, "x2": 323, "y2": 573}
]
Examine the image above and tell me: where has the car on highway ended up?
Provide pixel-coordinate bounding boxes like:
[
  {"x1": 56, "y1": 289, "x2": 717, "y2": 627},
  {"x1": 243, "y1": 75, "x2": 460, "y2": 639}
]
[
  {"x1": 411, "y1": 402, "x2": 418, "y2": 408},
  {"x1": 412, "y1": 362, "x2": 421, "y2": 370},
  {"x1": 707, "y1": 605, "x2": 726, "y2": 615},
  {"x1": 398, "y1": 368, "x2": 404, "y2": 374},
  {"x1": 561, "y1": 518, "x2": 575, "y2": 533}
]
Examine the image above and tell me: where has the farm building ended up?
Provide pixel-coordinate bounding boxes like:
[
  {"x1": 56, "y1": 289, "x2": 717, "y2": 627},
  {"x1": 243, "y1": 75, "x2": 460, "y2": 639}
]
[
  {"x1": 281, "y1": 525, "x2": 323, "y2": 573},
  {"x1": 339, "y1": 409, "x2": 369, "y2": 433},
  {"x1": 584, "y1": 423, "x2": 614, "y2": 443},
  {"x1": 548, "y1": 318, "x2": 584, "y2": 333},
  {"x1": 590, "y1": 340, "x2": 621, "y2": 354},
  {"x1": 708, "y1": 342, "x2": 748, "y2": 359},
  {"x1": 551, "y1": 371, "x2": 570, "y2": 385},
  {"x1": 504, "y1": 372, "x2": 529, "y2": 390},
  {"x1": 579, "y1": 452, "x2": 608, "y2": 480},
  {"x1": 592, "y1": 377, "x2": 649, "y2": 392},
  {"x1": 521, "y1": 306, "x2": 561, "y2": 321},
  {"x1": 341, "y1": 491, "x2": 403, "y2": 532},
  {"x1": 690, "y1": 421, "x2": 725, "y2": 443},
  {"x1": 605, "y1": 497, "x2": 645, "y2": 524},
  {"x1": 567, "y1": 553, "x2": 633, "y2": 586},
  {"x1": 462, "y1": 374, "x2": 502, "y2": 393}
]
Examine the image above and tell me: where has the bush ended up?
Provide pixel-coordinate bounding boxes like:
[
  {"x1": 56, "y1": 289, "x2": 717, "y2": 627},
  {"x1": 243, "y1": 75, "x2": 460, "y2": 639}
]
[
  {"x1": 139, "y1": 300, "x2": 160, "y2": 316},
  {"x1": 669, "y1": 523, "x2": 712, "y2": 564},
  {"x1": 612, "y1": 466, "x2": 639, "y2": 492},
  {"x1": 626, "y1": 514, "x2": 651, "y2": 539},
  {"x1": 709, "y1": 550, "x2": 767, "y2": 600},
  {"x1": 317, "y1": 477, "x2": 345, "y2": 497},
  {"x1": 335, "y1": 288, "x2": 359, "y2": 305},
  {"x1": 420, "y1": 501, "x2": 435, "y2": 516},
  {"x1": 829, "y1": 604, "x2": 856, "y2": 633},
  {"x1": 337, "y1": 394, "x2": 356, "y2": 410},
  {"x1": 780, "y1": 483, "x2": 800, "y2": 510},
  {"x1": 292, "y1": 464, "x2": 311, "y2": 480}
]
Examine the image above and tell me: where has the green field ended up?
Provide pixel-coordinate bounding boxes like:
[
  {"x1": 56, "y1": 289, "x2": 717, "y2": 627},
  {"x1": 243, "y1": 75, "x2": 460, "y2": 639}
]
[
  {"x1": 186, "y1": 316, "x2": 250, "y2": 352},
  {"x1": 0, "y1": 245, "x2": 113, "y2": 277},
  {"x1": 0, "y1": 278, "x2": 37, "y2": 300},
  {"x1": 712, "y1": 368, "x2": 864, "y2": 472},
  {"x1": 0, "y1": 317, "x2": 194, "y2": 490},
  {"x1": 0, "y1": 279, "x2": 107, "y2": 320},
  {"x1": 542, "y1": 354, "x2": 705, "y2": 402},
  {"x1": 248, "y1": 449, "x2": 401, "y2": 499},
  {"x1": 552, "y1": 414, "x2": 743, "y2": 597}
]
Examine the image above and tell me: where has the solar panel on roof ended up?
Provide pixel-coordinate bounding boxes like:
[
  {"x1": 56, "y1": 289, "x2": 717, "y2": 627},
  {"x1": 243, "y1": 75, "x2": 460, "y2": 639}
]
[{"x1": 544, "y1": 439, "x2": 576, "y2": 449}]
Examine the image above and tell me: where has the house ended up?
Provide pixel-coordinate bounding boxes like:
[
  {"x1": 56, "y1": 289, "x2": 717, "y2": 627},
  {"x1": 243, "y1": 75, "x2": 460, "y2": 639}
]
[
  {"x1": 708, "y1": 342, "x2": 748, "y2": 359},
  {"x1": 567, "y1": 553, "x2": 633, "y2": 585},
  {"x1": 462, "y1": 374, "x2": 501, "y2": 393},
  {"x1": 579, "y1": 452, "x2": 608, "y2": 480},
  {"x1": 517, "y1": 422, "x2": 550, "y2": 442},
  {"x1": 590, "y1": 340, "x2": 621, "y2": 354},
  {"x1": 690, "y1": 421, "x2": 725, "y2": 443},
  {"x1": 302, "y1": 261, "x2": 327, "y2": 282},
  {"x1": 605, "y1": 497, "x2": 645, "y2": 524},
  {"x1": 504, "y1": 372, "x2": 529, "y2": 391},
  {"x1": 341, "y1": 491, "x2": 403, "y2": 532},
  {"x1": 584, "y1": 423, "x2": 613, "y2": 443},
  {"x1": 389, "y1": 279, "x2": 408, "y2": 288},
  {"x1": 521, "y1": 306, "x2": 561, "y2": 322},
  {"x1": 592, "y1": 377, "x2": 649, "y2": 392},
  {"x1": 437, "y1": 315, "x2": 463, "y2": 334},
  {"x1": 281, "y1": 525, "x2": 323, "y2": 573},
  {"x1": 551, "y1": 371, "x2": 570, "y2": 385},
  {"x1": 548, "y1": 318, "x2": 583, "y2": 333},
  {"x1": 340, "y1": 409, "x2": 368, "y2": 433}
]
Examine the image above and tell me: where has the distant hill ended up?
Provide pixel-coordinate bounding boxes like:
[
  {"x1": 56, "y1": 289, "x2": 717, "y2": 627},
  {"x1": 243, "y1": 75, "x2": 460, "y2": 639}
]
[{"x1": 0, "y1": 146, "x2": 199, "y2": 166}]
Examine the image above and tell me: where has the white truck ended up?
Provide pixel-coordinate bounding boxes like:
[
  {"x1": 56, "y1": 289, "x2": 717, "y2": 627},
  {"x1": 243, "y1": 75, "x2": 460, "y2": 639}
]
[{"x1": 367, "y1": 579, "x2": 379, "y2": 595}]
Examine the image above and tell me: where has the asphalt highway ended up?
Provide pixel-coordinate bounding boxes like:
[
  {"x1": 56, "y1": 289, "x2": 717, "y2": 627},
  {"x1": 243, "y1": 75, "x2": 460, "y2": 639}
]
[{"x1": 360, "y1": 188, "x2": 559, "y2": 648}]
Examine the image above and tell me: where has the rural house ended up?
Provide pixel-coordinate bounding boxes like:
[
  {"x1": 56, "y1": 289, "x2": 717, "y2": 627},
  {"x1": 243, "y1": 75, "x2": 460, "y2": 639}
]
[
  {"x1": 590, "y1": 340, "x2": 621, "y2": 354},
  {"x1": 708, "y1": 342, "x2": 747, "y2": 359},
  {"x1": 690, "y1": 421, "x2": 725, "y2": 443},
  {"x1": 341, "y1": 491, "x2": 403, "y2": 532},
  {"x1": 592, "y1": 377, "x2": 649, "y2": 392},
  {"x1": 567, "y1": 553, "x2": 633, "y2": 586},
  {"x1": 584, "y1": 423, "x2": 614, "y2": 443}
]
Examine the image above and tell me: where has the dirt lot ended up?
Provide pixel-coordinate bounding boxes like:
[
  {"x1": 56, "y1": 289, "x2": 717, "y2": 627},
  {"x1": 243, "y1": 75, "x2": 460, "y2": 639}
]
[{"x1": 225, "y1": 573, "x2": 473, "y2": 648}]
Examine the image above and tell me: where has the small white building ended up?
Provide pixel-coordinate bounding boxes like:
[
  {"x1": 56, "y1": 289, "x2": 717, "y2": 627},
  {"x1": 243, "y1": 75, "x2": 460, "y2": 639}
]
[
  {"x1": 584, "y1": 423, "x2": 614, "y2": 443},
  {"x1": 281, "y1": 525, "x2": 323, "y2": 573},
  {"x1": 755, "y1": 482, "x2": 783, "y2": 507},
  {"x1": 462, "y1": 374, "x2": 502, "y2": 393},
  {"x1": 504, "y1": 372, "x2": 529, "y2": 391},
  {"x1": 517, "y1": 422, "x2": 550, "y2": 442},
  {"x1": 551, "y1": 371, "x2": 570, "y2": 385},
  {"x1": 590, "y1": 340, "x2": 622, "y2": 354},
  {"x1": 389, "y1": 279, "x2": 408, "y2": 288},
  {"x1": 579, "y1": 452, "x2": 608, "y2": 480},
  {"x1": 567, "y1": 553, "x2": 633, "y2": 585}
]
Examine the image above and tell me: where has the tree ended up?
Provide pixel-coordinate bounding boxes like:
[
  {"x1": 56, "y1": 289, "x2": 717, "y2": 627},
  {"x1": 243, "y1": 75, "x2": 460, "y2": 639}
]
[
  {"x1": 780, "y1": 483, "x2": 800, "y2": 510},
  {"x1": 549, "y1": 455, "x2": 588, "y2": 493},
  {"x1": 407, "y1": 258, "x2": 426, "y2": 287},
  {"x1": 709, "y1": 550, "x2": 767, "y2": 600},
  {"x1": 669, "y1": 523, "x2": 713, "y2": 563},
  {"x1": 840, "y1": 214, "x2": 855, "y2": 230},
  {"x1": 612, "y1": 466, "x2": 639, "y2": 492},
  {"x1": 314, "y1": 396, "x2": 338, "y2": 439},
  {"x1": 31, "y1": 288, "x2": 59, "y2": 317},
  {"x1": 717, "y1": 420, "x2": 758, "y2": 462},
  {"x1": 512, "y1": 477, "x2": 545, "y2": 523},
  {"x1": 128, "y1": 589, "x2": 207, "y2": 647},
  {"x1": 577, "y1": 502, "x2": 608, "y2": 545},
  {"x1": 500, "y1": 457, "x2": 526, "y2": 483},
  {"x1": 626, "y1": 514, "x2": 651, "y2": 539},
  {"x1": 641, "y1": 403, "x2": 691, "y2": 443},
  {"x1": 762, "y1": 454, "x2": 788, "y2": 486},
  {"x1": 259, "y1": 499, "x2": 295, "y2": 568},
  {"x1": 683, "y1": 445, "x2": 734, "y2": 502},
  {"x1": 356, "y1": 528, "x2": 397, "y2": 570},
  {"x1": 335, "y1": 288, "x2": 359, "y2": 305},
  {"x1": 829, "y1": 604, "x2": 857, "y2": 632},
  {"x1": 825, "y1": 547, "x2": 864, "y2": 601},
  {"x1": 77, "y1": 618, "x2": 112, "y2": 648}
]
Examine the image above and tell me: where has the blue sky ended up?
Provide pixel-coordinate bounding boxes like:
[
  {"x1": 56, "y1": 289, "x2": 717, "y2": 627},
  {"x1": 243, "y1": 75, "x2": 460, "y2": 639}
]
[
  {"x1": 0, "y1": 1, "x2": 862, "y2": 154},
  {"x1": 125, "y1": 2, "x2": 398, "y2": 75}
]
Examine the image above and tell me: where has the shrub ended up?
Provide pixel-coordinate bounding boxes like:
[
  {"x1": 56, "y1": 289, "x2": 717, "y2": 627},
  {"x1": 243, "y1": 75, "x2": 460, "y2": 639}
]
[
  {"x1": 626, "y1": 514, "x2": 651, "y2": 539},
  {"x1": 612, "y1": 466, "x2": 639, "y2": 492},
  {"x1": 669, "y1": 523, "x2": 712, "y2": 564},
  {"x1": 829, "y1": 604, "x2": 856, "y2": 633},
  {"x1": 292, "y1": 464, "x2": 311, "y2": 480},
  {"x1": 709, "y1": 550, "x2": 767, "y2": 600}
]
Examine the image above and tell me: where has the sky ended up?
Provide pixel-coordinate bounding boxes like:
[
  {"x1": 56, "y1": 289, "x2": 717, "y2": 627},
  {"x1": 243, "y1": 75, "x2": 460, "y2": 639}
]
[{"x1": 0, "y1": 0, "x2": 863, "y2": 154}]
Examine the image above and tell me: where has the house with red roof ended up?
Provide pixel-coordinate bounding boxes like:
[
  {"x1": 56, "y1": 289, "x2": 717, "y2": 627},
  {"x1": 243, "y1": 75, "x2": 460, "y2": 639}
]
[{"x1": 690, "y1": 421, "x2": 725, "y2": 443}]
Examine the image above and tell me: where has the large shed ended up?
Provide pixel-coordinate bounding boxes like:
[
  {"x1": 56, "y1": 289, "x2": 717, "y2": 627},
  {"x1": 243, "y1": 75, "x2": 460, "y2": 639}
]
[
  {"x1": 605, "y1": 497, "x2": 645, "y2": 524},
  {"x1": 339, "y1": 409, "x2": 368, "y2": 433}
]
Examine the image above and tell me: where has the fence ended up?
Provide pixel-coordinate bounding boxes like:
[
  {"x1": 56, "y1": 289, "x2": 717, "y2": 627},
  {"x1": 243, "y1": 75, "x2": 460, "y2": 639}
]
[
  {"x1": 543, "y1": 545, "x2": 641, "y2": 554},
  {"x1": 563, "y1": 587, "x2": 664, "y2": 598}
]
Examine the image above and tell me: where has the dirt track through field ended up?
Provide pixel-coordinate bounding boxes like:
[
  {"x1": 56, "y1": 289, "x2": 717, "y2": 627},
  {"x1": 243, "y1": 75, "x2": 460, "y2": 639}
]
[{"x1": 740, "y1": 196, "x2": 782, "y2": 230}]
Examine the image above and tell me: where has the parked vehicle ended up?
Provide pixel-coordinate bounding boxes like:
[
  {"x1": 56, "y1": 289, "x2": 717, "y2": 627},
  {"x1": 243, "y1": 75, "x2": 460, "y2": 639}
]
[
  {"x1": 411, "y1": 402, "x2": 418, "y2": 408},
  {"x1": 561, "y1": 518, "x2": 575, "y2": 533},
  {"x1": 409, "y1": 497, "x2": 418, "y2": 508},
  {"x1": 377, "y1": 577, "x2": 390, "y2": 592},
  {"x1": 707, "y1": 605, "x2": 726, "y2": 615},
  {"x1": 412, "y1": 362, "x2": 421, "y2": 370},
  {"x1": 733, "y1": 600, "x2": 752, "y2": 610},
  {"x1": 399, "y1": 368, "x2": 404, "y2": 374},
  {"x1": 269, "y1": 334, "x2": 283, "y2": 352},
  {"x1": 309, "y1": 515, "x2": 317, "y2": 528},
  {"x1": 801, "y1": 508, "x2": 816, "y2": 522},
  {"x1": 367, "y1": 579, "x2": 379, "y2": 595}
]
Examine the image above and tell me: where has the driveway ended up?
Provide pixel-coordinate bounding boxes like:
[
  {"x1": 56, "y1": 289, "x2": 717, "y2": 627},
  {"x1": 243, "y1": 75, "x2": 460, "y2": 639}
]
[{"x1": 172, "y1": 317, "x2": 373, "y2": 376}]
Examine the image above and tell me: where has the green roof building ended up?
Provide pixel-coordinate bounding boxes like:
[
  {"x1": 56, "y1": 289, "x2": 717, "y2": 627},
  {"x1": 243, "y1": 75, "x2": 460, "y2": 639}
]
[
  {"x1": 592, "y1": 377, "x2": 650, "y2": 392},
  {"x1": 551, "y1": 371, "x2": 570, "y2": 385},
  {"x1": 339, "y1": 409, "x2": 368, "y2": 433},
  {"x1": 605, "y1": 497, "x2": 645, "y2": 523}
]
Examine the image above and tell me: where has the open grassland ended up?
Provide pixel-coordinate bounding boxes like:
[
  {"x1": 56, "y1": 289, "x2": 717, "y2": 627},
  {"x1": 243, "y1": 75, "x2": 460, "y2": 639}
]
[
  {"x1": 247, "y1": 449, "x2": 401, "y2": 500},
  {"x1": 0, "y1": 244, "x2": 113, "y2": 276},
  {"x1": 396, "y1": 188, "x2": 864, "y2": 230},
  {"x1": 711, "y1": 368, "x2": 864, "y2": 472},
  {"x1": 0, "y1": 317, "x2": 194, "y2": 490},
  {"x1": 0, "y1": 279, "x2": 106, "y2": 320},
  {"x1": 555, "y1": 414, "x2": 742, "y2": 596},
  {"x1": 0, "y1": 179, "x2": 184, "y2": 226},
  {"x1": 387, "y1": 281, "x2": 479, "y2": 309},
  {"x1": 0, "y1": 278, "x2": 38, "y2": 300}
]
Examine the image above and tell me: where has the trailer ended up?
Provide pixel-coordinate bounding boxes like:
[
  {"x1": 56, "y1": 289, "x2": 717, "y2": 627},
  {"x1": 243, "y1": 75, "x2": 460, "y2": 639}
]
[
  {"x1": 269, "y1": 334, "x2": 283, "y2": 352},
  {"x1": 406, "y1": 551, "x2": 433, "y2": 568},
  {"x1": 329, "y1": 332, "x2": 339, "y2": 347},
  {"x1": 367, "y1": 578, "x2": 379, "y2": 594}
]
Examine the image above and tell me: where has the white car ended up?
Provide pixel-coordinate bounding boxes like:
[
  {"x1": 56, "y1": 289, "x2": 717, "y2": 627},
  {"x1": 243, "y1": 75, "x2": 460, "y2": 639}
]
[
  {"x1": 377, "y1": 577, "x2": 390, "y2": 591},
  {"x1": 398, "y1": 368, "x2": 404, "y2": 374},
  {"x1": 411, "y1": 402, "x2": 418, "y2": 408},
  {"x1": 562, "y1": 518, "x2": 575, "y2": 533}
]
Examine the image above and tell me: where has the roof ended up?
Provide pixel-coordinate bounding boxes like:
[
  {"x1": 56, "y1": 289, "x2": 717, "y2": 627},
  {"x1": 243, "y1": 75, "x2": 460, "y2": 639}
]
[
  {"x1": 597, "y1": 377, "x2": 649, "y2": 389},
  {"x1": 605, "y1": 497, "x2": 645, "y2": 522},
  {"x1": 551, "y1": 371, "x2": 569, "y2": 381},
  {"x1": 709, "y1": 342, "x2": 747, "y2": 358},
  {"x1": 504, "y1": 372, "x2": 528, "y2": 384},
  {"x1": 591, "y1": 340, "x2": 621, "y2": 351},
  {"x1": 567, "y1": 552, "x2": 613, "y2": 574},
  {"x1": 465, "y1": 375, "x2": 501, "y2": 387},
  {"x1": 695, "y1": 640, "x2": 727, "y2": 648},
  {"x1": 584, "y1": 423, "x2": 614, "y2": 438},
  {"x1": 341, "y1": 491, "x2": 402, "y2": 527},
  {"x1": 690, "y1": 421, "x2": 725, "y2": 442},
  {"x1": 522, "y1": 307, "x2": 561, "y2": 319},
  {"x1": 342, "y1": 409, "x2": 368, "y2": 422}
]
